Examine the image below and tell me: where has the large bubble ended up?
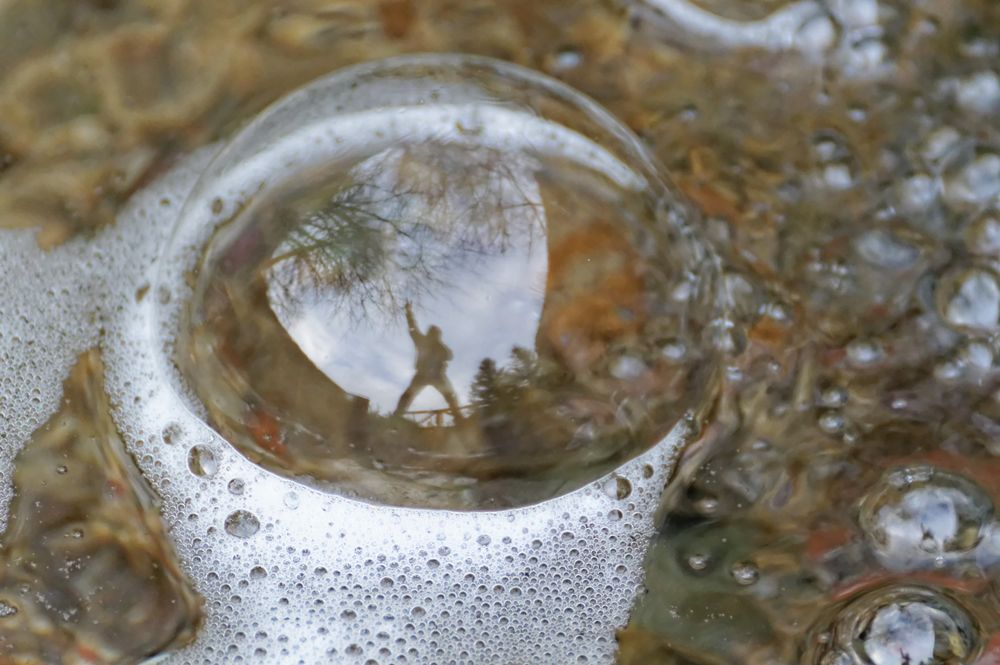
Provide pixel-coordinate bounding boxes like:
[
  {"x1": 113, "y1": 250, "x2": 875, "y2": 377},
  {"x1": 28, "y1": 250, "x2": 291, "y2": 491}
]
[
  {"x1": 630, "y1": 0, "x2": 835, "y2": 54},
  {"x1": 161, "y1": 55, "x2": 719, "y2": 510},
  {"x1": 858, "y1": 465, "x2": 994, "y2": 570},
  {"x1": 806, "y1": 586, "x2": 981, "y2": 665}
]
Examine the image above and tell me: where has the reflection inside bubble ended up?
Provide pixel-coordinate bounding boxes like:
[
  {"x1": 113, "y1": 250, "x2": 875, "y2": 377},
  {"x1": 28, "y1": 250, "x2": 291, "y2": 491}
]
[
  {"x1": 808, "y1": 586, "x2": 980, "y2": 665},
  {"x1": 859, "y1": 465, "x2": 994, "y2": 570},
  {"x1": 176, "y1": 65, "x2": 715, "y2": 509},
  {"x1": 264, "y1": 144, "x2": 549, "y2": 420}
]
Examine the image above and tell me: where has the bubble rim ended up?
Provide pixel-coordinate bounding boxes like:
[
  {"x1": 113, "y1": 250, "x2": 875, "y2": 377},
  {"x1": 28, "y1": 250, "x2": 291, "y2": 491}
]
[{"x1": 149, "y1": 52, "x2": 714, "y2": 512}]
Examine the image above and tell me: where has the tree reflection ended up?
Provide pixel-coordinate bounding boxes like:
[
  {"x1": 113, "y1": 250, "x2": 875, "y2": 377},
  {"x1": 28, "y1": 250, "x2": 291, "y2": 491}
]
[
  {"x1": 182, "y1": 131, "x2": 703, "y2": 508},
  {"x1": 470, "y1": 347, "x2": 542, "y2": 421},
  {"x1": 264, "y1": 143, "x2": 547, "y2": 329}
]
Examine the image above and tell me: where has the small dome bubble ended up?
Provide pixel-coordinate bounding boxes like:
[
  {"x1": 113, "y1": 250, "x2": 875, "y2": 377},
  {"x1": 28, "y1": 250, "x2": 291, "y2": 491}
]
[
  {"x1": 603, "y1": 476, "x2": 632, "y2": 500},
  {"x1": 806, "y1": 586, "x2": 980, "y2": 665},
  {"x1": 897, "y1": 174, "x2": 939, "y2": 214},
  {"x1": 859, "y1": 465, "x2": 994, "y2": 570},
  {"x1": 187, "y1": 445, "x2": 219, "y2": 478},
  {"x1": 943, "y1": 152, "x2": 1000, "y2": 212},
  {"x1": 686, "y1": 553, "x2": 709, "y2": 571},
  {"x1": 846, "y1": 338, "x2": 885, "y2": 367},
  {"x1": 224, "y1": 510, "x2": 260, "y2": 538},
  {"x1": 964, "y1": 211, "x2": 1000, "y2": 257},
  {"x1": 936, "y1": 266, "x2": 1000, "y2": 334},
  {"x1": 810, "y1": 131, "x2": 857, "y2": 192},
  {"x1": 853, "y1": 229, "x2": 920, "y2": 270},
  {"x1": 955, "y1": 71, "x2": 1000, "y2": 116},
  {"x1": 818, "y1": 412, "x2": 846, "y2": 435},
  {"x1": 729, "y1": 561, "x2": 759, "y2": 586},
  {"x1": 694, "y1": 496, "x2": 720, "y2": 516},
  {"x1": 161, "y1": 423, "x2": 182, "y2": 445},
  {"x1": 920, "y1": 127, "x2": 962, "y2": 171},
  {"x1": 819, "y1": 387, "x2": 848, "y2": 408}
]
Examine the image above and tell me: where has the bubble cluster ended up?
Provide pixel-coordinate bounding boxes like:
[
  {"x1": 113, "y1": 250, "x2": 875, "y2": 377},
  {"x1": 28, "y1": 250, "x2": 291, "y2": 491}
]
[{"x1": 1, "y1": 0, "x2": 997, "y2": 661}]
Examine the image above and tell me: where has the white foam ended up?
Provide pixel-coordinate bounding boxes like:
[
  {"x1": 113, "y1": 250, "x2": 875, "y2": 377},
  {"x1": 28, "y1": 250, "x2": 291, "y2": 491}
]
[
  {"x1": 0, "y1": 68, "x2": 699, "y2": 662},
  {"x1": 0, "y1": 142, "x2": 690, "y2": 663}
]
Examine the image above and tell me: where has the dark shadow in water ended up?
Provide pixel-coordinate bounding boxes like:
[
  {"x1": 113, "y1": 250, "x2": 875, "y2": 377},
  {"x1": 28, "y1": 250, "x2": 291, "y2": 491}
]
[{"x1": 0, "y1": 351, "x2": 202, "y2": 662}]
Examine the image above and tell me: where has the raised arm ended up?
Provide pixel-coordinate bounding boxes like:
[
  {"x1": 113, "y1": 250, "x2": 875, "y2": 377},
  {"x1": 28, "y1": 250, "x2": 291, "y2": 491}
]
[{"x1": 404, "y1": 302, "x2": 421, "y2": 340}]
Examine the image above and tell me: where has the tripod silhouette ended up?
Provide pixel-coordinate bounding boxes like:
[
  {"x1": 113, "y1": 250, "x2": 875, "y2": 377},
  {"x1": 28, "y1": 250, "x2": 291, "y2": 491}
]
[{"x1": 394, "y1": 302, "x2": 463, "y2": 420}]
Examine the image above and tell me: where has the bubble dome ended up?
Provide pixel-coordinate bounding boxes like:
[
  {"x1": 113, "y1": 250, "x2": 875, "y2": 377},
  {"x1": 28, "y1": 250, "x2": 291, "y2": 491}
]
[{"x1": 159, "y1": 54, "x2": 719, "y2": 510}]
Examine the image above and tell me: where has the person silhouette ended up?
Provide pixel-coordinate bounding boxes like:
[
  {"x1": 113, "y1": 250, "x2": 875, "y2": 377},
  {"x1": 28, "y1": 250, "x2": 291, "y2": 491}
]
[{"x1": 394, "y1": 302, "x2": 463, "y2": 420}]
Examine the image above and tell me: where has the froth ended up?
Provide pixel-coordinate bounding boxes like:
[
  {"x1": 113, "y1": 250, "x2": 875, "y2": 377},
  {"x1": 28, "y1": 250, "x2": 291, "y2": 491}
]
[
  {"x1": 0, "y1": 218, "x2": 107, "y2": 531},
  {"x1": 0, "y1": 142, "x2": 694, "y2": 661}
]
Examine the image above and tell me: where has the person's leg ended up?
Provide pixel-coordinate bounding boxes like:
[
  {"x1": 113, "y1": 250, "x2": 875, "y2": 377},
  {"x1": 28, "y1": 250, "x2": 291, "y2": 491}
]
[
  {"x1": 394, "y1": 379, "x2": 424, "y2": 416},
  {"x1": 434, "y1": 378, "x2": 464, "y2": 421}
]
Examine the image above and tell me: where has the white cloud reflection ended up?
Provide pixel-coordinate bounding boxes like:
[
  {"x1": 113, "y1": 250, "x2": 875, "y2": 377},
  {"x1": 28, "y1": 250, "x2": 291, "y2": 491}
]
[{"x1": 268, "y1": 143, "x2": 548, "y2": 416}]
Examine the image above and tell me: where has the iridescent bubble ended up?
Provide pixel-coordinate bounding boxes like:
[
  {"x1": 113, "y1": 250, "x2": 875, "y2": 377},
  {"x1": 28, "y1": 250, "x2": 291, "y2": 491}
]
[{"x1": 859, "y1": 466, "x2": 994, "y2": 570}]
